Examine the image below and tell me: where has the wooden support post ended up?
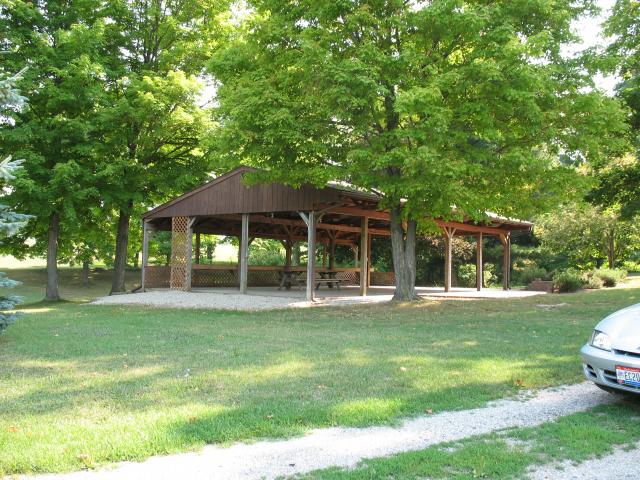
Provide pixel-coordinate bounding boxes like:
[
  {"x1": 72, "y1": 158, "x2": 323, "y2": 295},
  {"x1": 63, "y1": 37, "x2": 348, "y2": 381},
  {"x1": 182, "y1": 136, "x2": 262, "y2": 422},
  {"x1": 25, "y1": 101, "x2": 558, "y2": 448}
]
[
  {"x1": 185, "y1": 217, "x2": 195, "y2": 291},
  {"x1": 500, "y1": 233, "x2": 511, "y2": 291},
  {"x1": 195, "y1": 232, "x2": 201, "y2": 264},
  {"x1": 476, "y1": 232, "x2": 483, "y2": 291},
  {"x1": 367, "y1": 232, "x2": 372, "y2": 288},
  {"x1": 239, "y1": 213, "x2": 249, "y2": 294},
  {"x1": 299, "y1": 211, "x2": 316, "y2": 302},
  {"x1": 443, "y1": 227, "x2": 456, "y2": 293},
  {"x1": 352, "y1": 245, "x2": 359, "y2": 267},
  {"x1": 360, "y1": 217, "x2": 369, "y2": 296},
  {"x1": 141, "y1": 220, "x2": 150, "y2": 291}
]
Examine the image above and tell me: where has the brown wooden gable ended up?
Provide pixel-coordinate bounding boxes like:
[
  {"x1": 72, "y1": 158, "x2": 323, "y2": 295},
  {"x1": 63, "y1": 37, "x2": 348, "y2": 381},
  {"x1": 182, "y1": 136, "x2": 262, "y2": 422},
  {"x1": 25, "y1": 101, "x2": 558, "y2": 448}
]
[{"x1": 143, "y1": 167, "x2": 346, "y2": 219}]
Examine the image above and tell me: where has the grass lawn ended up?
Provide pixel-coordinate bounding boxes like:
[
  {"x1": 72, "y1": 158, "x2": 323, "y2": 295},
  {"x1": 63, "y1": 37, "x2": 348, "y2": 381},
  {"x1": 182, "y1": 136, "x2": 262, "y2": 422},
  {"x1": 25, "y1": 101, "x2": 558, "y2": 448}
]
[{"x1": 1, "y1": 268, "x2": 639, "y2": 474}]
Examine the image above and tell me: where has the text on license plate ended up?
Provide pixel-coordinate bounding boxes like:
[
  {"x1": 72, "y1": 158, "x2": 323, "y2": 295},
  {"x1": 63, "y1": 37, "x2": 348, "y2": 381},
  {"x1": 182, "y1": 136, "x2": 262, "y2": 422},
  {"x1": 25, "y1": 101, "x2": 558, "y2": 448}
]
[{"x1": 616, "y1": 365, "x2": 640, "y2": 387}]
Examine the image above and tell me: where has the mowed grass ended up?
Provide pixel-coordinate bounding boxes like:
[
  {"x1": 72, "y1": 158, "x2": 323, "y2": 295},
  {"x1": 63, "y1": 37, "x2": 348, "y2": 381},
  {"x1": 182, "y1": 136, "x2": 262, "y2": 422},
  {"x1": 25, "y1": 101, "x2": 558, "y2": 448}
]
[
  {"x1": 0, "y1": 268, "x2": 638, "y2": 474},
  {"x1": 298, "y1": 401, "x2": 640, "y2": 480}
]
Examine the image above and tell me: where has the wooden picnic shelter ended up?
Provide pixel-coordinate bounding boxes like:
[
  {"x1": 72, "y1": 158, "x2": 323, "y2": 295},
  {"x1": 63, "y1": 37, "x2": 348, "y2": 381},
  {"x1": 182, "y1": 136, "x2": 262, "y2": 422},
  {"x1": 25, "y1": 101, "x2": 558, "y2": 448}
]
[{"x1": 141, "y1": 167, "x2": 532, "y2": 301}]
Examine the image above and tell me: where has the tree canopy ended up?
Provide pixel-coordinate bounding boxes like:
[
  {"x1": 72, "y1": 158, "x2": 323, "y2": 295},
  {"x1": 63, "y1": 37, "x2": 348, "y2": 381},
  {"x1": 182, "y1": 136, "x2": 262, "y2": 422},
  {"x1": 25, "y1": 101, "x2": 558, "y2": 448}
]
[{"x1": 210, "y1": 0, "x2": 628, "y2": 299}]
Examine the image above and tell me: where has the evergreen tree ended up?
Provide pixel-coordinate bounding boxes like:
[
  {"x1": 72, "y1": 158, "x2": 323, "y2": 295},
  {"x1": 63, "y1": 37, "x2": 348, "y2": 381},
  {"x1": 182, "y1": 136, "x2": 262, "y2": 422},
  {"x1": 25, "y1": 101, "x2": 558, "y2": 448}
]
[{"x1": 0, "y1": 68, "x2": 30, "y2": 332}]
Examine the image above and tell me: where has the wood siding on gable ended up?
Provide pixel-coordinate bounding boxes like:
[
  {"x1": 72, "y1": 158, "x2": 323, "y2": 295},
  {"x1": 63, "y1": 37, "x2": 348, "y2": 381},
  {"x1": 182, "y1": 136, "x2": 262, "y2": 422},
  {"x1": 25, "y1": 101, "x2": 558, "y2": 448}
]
[{"x1": 144, "y1": 169, "x2": 344, "y2": 219}]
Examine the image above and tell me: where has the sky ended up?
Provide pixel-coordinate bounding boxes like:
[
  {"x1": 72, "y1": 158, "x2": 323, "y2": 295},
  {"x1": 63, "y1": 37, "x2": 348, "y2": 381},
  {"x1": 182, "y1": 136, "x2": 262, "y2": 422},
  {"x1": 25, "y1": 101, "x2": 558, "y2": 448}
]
[{"x1": 573, "y1": 0, "x2": 619, "y2": 94}]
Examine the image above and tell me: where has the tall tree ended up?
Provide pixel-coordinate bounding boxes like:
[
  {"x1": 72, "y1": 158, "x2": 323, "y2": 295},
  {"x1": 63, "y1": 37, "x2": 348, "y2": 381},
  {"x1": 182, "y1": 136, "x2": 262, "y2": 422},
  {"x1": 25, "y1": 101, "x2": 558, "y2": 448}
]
[
  {"x1": 210, "y1": 0, "x2": 627, "y2": 300},
  {"x1": 536, "y1": 202, "x2": 640, "y2": 269},
  {"x1": 99, "y1": 0, "x2": 229, "y2": 293},
  {"x1": 591, "y1": 0, "x2": 640, "y2": 217},
  {"x1": 0, "y1": 0, "x2": 105, "y2": 300}
]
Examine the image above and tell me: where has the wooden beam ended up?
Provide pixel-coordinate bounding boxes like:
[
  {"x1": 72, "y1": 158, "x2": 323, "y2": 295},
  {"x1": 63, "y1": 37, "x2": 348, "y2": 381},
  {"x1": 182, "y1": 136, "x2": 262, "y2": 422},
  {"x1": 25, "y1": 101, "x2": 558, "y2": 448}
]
[
  {"x1": 476, "y1": 232, "x2": 483, "y2": 291},
  {"x1": 360, "y1": 217, "x2": 369, "y2": 296},
  {"x1": 215, "y1": 213, "x2": 391, "y2": 236},
  {"x1": 327, "y1": 206, "x2": 391, "y2": 221},
  {"x1": 195, "y1": 226, "x2": 354, "y2": 246},
  {"x1": 239, "y1": 213, "x2": 249, "y2": 294},
  {"x1": 435, "y1": 219, "x2": 510, "y2": 236}
]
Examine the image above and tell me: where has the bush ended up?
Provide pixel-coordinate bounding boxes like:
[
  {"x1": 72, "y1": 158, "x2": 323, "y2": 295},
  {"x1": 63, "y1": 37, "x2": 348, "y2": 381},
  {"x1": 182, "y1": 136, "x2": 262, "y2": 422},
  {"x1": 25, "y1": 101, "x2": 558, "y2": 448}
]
[
  {"x1": 483, "y1": 263, "x2": 496, "y2": 286},
  {"x1": 457, "y1": 264, "x2": 495, "y2": 288},
  {"x1": 457, "y1": 264, "x2": 476, "y2": 287},
  {"x1": 517, "y1": 265, "x2": 549, "y2": 286},
  {"x1": 593, "y1": 268, "x2": 627, "y2": 287},
  {"x1": 553, "y1": 269, "x2": 584, "y2": 293},
  {"x1": 582, "y1": 271, "x2": 604, "y2": 289},
  {"x1": 622, "y1": 261, "x2": 640, "y2": 273}
]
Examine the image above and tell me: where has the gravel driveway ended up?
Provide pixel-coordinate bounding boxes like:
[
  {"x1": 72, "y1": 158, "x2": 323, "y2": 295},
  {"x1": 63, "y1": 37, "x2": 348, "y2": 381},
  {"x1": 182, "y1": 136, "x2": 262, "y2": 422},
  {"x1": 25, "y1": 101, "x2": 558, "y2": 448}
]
[
  {"x1": 24, "y1": 383, "x2": 614, "y2": 480},
  {"x1": 92, "y1": 290, "x2": 311, "y2": 310}
]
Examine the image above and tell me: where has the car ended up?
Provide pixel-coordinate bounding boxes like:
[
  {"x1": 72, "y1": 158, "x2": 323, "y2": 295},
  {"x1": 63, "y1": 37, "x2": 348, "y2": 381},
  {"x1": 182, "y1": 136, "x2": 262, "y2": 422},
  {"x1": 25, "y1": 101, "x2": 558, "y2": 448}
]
[{"x1": 581, "y1": 303, "x2": 640, "y2": 394}]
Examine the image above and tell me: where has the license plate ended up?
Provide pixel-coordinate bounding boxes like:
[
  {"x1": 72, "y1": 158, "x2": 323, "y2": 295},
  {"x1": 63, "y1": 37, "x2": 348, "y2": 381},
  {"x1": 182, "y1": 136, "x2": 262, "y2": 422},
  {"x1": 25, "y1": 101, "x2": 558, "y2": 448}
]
[{"x1": 616, "y1": 365, "x2": 640, "y2": 387}]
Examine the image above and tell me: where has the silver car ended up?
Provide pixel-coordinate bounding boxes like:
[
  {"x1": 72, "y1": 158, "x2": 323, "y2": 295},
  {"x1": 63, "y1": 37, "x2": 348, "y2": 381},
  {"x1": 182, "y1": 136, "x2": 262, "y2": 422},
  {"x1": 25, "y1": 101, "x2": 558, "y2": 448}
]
[{"x1": 581, "y1": 303, "x2": 640, "y2": 394}]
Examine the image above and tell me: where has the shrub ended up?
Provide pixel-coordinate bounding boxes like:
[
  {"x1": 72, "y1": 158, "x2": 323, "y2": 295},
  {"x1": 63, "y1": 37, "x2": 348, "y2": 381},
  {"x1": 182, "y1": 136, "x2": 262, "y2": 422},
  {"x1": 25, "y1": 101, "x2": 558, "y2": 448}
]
[
  {"x1": 553, "y1": 269, "x2": 584, "y2": 293},
  {"x1": 593, "y1": 268, "x2": 627, "y2": 287},
  {"x1": 457, "y1": 264, "x2": 476, "y2": 287},
  {"x1": 622, "y1": 261, "x2": 640, "y2": 273},
  {"x1": 517, "y1": 265, "x2": 549, "y2": 286},
  {"x1": 483, "y1": 263, "x2": 496, "y2": 286},
  {"x1": 582, "y1": 271, "x2": 604, "y2": 289},
  {"x1": 457, "y1": 264, "x2": 495, "y2": 288}
]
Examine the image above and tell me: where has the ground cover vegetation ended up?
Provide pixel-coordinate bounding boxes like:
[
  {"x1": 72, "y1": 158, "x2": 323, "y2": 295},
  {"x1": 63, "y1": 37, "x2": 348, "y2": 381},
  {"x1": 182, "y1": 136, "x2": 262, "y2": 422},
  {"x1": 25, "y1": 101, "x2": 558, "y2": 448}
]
[{"x1": 0, "y1": 268, "x2": 639, "y2": 474}]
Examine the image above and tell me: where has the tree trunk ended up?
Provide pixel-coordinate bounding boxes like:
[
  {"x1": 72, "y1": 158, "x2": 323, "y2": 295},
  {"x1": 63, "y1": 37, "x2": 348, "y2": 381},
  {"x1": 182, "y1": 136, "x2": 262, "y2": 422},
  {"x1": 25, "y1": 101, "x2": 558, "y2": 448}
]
[
  {"x1": 133, "y1": 251, "x2": 140, "y2": 269},
  {"x1": 111, "y1": 201, "x2": 133, "y2": 294},
  {"x1": 292, "y1": 242, "x2": 301, "y2": 266},
  {"x1": 45, "y1": 212, "x2": 61, "y2": 301},
  {"x1": 81, "y1": 260, "x2": 90, "y2": 288},
  {"x1": 389, "y1": 205, "x2": 419, "y2": 301},
  {"x1": 607, "y1": 227, "x2": 616, "y2": 268}
]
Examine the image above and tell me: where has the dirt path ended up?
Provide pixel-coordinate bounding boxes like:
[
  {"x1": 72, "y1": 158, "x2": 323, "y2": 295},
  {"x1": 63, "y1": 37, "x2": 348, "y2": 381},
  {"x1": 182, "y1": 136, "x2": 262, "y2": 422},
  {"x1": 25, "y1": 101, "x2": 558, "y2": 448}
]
[{"x1": 24, "y1": 383, "x2": 613, "y2": 480}]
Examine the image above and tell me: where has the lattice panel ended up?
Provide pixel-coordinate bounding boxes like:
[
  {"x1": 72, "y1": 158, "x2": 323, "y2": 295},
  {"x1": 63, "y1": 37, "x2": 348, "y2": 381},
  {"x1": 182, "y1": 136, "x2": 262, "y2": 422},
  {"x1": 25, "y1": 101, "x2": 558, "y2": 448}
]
[
  {"x1": 191, "y1": 269, "x2": 284, "y2": 288},
  {"x1": 192, "y1": 268, "x2": 238, "y2": 288},
  {"x1": 370, "y1": 271, "x2": 395, "y2": 286},
  {"x1": 146, "y1": 266, "x2": 170, "y2": 288},
  {"x1": 170, "y1": 216, "x2": 191, "y2": 290},
  {"x1": 336, "y1": 271, "x2": 359, "y2": 286},
  {"x1": 249, "y1": 270, "x2": 281, "y2": 287}
]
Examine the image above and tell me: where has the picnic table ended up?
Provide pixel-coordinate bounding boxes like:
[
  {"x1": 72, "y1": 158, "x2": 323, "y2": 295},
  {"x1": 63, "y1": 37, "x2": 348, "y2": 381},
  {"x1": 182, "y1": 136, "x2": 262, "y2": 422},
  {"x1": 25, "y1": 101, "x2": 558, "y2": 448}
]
[
  {"x1": 278, "y1": 270, "x2": 343, "y2": 290},
  {"x1": 315, "y1": 270, "x2": 341, "y2": 290},
  {"x1": 278, "y1": 270, "x2": 305, "y2": 290}
]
